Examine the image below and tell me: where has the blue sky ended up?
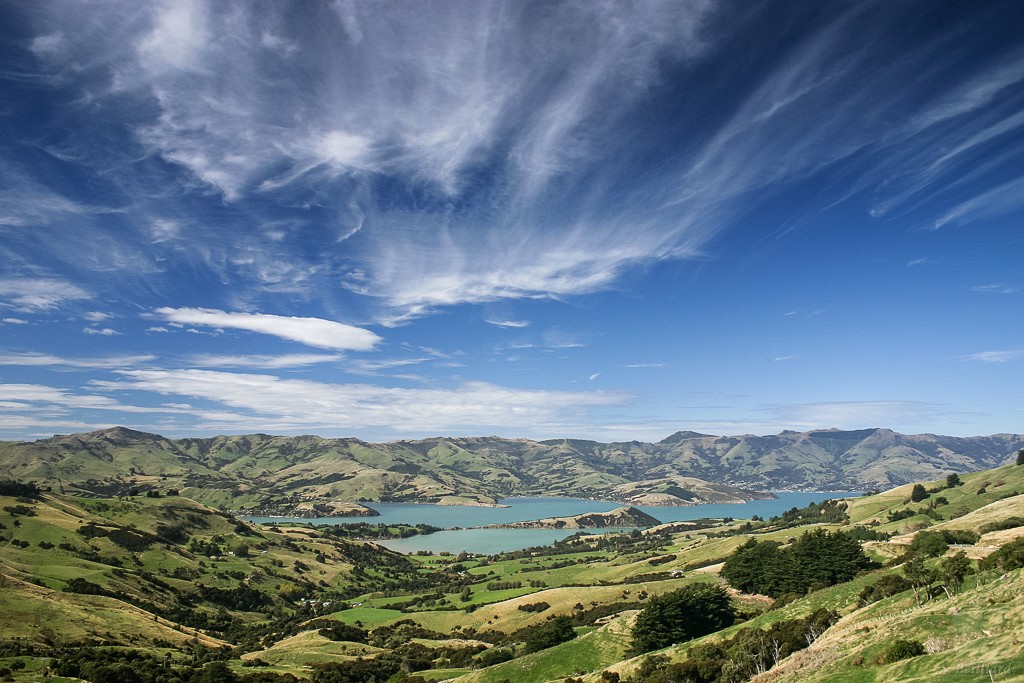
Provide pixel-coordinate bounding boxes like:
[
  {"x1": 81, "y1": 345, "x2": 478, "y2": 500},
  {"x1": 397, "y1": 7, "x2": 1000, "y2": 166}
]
[{"x1": 0, "y1": 0, "x2": 1022, "y2": 442}]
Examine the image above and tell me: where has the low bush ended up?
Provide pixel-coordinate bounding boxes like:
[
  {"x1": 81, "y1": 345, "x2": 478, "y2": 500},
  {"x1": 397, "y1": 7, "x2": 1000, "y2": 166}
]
[{"x1": 883, "y1": 639, "x2": 926, "y2": 663}]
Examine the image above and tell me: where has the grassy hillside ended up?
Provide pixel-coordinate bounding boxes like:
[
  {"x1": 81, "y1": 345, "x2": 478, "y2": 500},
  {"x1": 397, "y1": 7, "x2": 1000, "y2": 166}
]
[
  {"x1": 3, "y1": 428, "x2": 1021, "y2": 516},
  {"x1": 1, "y1": 458, "x2": 1023, "y2": 682}
]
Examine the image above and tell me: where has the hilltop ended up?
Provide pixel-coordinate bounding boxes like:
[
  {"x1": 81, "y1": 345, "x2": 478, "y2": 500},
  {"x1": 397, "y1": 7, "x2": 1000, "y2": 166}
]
[
  {"x1": 1, "y1": 427, "x2": 1020, "y2": 514},
  {"x1": 487, "y1": 506, "x2": 662, "y2": 530}
]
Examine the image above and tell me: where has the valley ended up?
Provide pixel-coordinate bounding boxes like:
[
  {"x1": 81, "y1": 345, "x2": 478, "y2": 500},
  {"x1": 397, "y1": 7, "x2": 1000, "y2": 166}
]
[{"x1": 1, "y1": 439, "x2": 1023, "y2": 682}]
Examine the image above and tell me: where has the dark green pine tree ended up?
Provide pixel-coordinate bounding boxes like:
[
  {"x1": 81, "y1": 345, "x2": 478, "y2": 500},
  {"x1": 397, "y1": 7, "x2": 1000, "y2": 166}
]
[
  {"x1": 721, "y1": 538, "x2": 781, "y2": 595},
  {"x1": 630, "y1": 583, "x2": 735, "y2": 654},
  {"x1": 910, "y1": 483, "x2": 929, "y2": 502}
]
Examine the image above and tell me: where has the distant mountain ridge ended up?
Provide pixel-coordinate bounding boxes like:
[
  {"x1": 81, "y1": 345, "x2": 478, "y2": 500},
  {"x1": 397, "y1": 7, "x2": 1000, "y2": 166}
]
[{"x1": 0, "y1": 427, "x2": 1021, "y2": 512}]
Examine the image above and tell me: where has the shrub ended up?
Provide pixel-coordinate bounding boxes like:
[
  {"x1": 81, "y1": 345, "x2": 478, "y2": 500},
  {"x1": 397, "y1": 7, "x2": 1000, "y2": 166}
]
[
  {"x1": 524, "y1": 615, "x2": 576, "y2": 653},
  {"x1": 978, "y1": 517, "x2": 1024, "y2": 534},
  {"x1": 476, "y1": 648, "x2": 515, "y2": 667},
  {"x1": 883, "y1": 639, "x2": 926, "y2": 663},
  {"x1": 517, "y1": 601, "x2": 550, "y2": 613},
  {"x1": 980, "y1": 537, "x2": 1024, "y2": 572},
  {"x1": 908, "y1": 530, "x2": 948, "y2": 557},
  {"x1": 858, "y1": 573, "x2": 912, "y2": 605},
  {"x1": 939, "y1": 529, "x2": 979, "y2": 545}
]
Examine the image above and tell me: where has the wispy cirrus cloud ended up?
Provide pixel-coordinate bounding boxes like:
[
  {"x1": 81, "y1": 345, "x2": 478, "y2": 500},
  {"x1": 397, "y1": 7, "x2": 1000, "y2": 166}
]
[
  {"x1": 765, "y1": 400, "x2": 971, "y2": 430},
  {"x1": 0, "y1": 278, "x2": 90, "y2": 311},
  {"x1": 0, "y1": 382, "x2": 257, "y2": 437},
  {"x1": 93, "y1": 368, "x2": 630, "y2": 434},
  {"x1": 0, "y1": 352, "x2": 154, "y2": 369},
  {"x1": 970, "y1": 284, "x2": 1017, "y2": 295},
  {"x1": 184, "y1": 353, "x2": 344, "y2": 369},
  {"x1": 486, "y1": 319, "x2": 531, "y2": 329},
  {"x1": 345, "y1": 358, "x2": 431, "y2": 376},
  {"x1": 10, "y1": 1, "x2": 1024, "y2": 324},
  {"x1": 962, "y1": 349, "x2": 1024, "y2": 363},
  {"x1": 0, "y1": 383, "x2": 169, "y2": 414},
  {"x1": 154, "y1": 307, "x2": 381, "y2": 351}
]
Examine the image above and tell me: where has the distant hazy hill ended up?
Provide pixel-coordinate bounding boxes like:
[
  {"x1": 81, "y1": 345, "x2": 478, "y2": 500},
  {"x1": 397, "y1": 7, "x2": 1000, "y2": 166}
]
[{"x1": 0, "y1": 427, "x2": 1020, "y2": 511}]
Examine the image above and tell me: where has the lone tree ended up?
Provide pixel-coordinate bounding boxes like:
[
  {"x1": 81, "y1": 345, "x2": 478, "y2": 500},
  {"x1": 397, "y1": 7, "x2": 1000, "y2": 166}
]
[
  {"x1": 910, "y1": 483, "x2": 929, "y2": 503},
  {"x1": 903, "y1": 555, "x2": 935, "y2": 607},
  {"x1": 939, "y1": 551, "x2": 971, "y2": 597},
  {"x1": 945, "y1": 473, "x2": 961, "y2": 488},
  {"x1": 630, "y1": 583, "x2": 735, "y2": 654},
  {"x1": 1017, "y1": 449, "x2": 1024, "y2": 466}
]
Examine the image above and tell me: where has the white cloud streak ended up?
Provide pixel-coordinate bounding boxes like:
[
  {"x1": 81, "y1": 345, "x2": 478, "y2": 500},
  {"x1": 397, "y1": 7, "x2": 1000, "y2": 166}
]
[
  {"x1": 0, "y1": 278, "x2": 90, "y2": 311},
  {"x1": 185, "y1": 353, "x2": 344, "y2": 369},
  {"x1": 962, "y1": 349, "x2": 1024, "y2": 363},
  {"x1": 766, "y1": 400, "x2": 961, "y2": 430},
  {"x1": 485, "y1": 319, "x2": 531, "y2": 329},
  {"x1": 7, "y1": 1, "x2": 1024, "y2": 326},
  {"x1": 0, "y1": 352, "x2": 155, "y2": 369},
  {"x1": 155, "y1": 307, "x2": 381, "y2": 351},
  {"x1": 93, "y1": 368, "x2": 629, "y2": 433}
]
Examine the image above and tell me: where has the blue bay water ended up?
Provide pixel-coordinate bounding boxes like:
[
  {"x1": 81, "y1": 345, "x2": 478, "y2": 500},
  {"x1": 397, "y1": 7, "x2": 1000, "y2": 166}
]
[{"x1": 246, "y1": 491, "x2": 859, "y2": 554}]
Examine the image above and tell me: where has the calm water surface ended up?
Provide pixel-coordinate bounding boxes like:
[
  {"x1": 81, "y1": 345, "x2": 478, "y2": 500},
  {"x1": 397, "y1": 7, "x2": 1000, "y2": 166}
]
[{"x1": 246, "y1": 491, "x2": 859, "y2": 554}]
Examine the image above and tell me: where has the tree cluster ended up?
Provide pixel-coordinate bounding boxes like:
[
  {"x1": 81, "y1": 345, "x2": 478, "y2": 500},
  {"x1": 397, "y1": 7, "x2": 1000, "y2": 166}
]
[
  {"x1": 627, "y1": 609, "x2": 838, "y2": 683},
  {"x1": 721, "y1": 529, "x2": 875, "y2": 598},
  {"x1": 523, "y1": 615, "x2": 577, "y2": 653},
  {"x1": 769, "y1": 499, "x2": 849, "y2": 527},
  {"x1": 52, "y1": 649, "x2": 298, "y2": 683},
  {"x1": 630, "y1": 583, "x2": 735, "y2": 654}
]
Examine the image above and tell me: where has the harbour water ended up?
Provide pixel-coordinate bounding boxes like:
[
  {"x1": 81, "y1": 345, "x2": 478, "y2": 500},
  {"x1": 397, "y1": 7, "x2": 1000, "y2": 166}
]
[{"x1": 246, "y1": 491, "x2": 859, "y2": 554}]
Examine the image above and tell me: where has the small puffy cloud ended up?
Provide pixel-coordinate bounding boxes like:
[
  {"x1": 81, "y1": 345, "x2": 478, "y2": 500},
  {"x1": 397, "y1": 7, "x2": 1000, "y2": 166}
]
[
  {"x1": 2, "y1": 318, "x2": 28, "y2": 324},
  {"x1": 83, "y1": 327, "x2": 120, "y2": 336},
  {"x1": 154, "y1": 307, "x2": 381, "y2": 351},
  {"x1": 83, "y1": 311, "x2": 112, "y2": 322}
]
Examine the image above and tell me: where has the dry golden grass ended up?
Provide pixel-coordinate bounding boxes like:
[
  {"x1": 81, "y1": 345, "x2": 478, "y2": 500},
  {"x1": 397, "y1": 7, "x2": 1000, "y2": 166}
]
[{"x1": 0, "y1": 572, "x2": 225, "y2": 648}]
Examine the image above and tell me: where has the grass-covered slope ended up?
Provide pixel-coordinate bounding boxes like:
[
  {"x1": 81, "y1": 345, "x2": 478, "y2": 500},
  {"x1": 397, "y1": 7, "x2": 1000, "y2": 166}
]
[
  {"x1": 0, "y1": 488, "x2": 422, "y2": 652},
  {"x1": 3, "y1": 428, "x2": 1021, "y2": 514},
  {"x1": 1, "y1": 455, "x2": 1024, "y2": 682}
]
